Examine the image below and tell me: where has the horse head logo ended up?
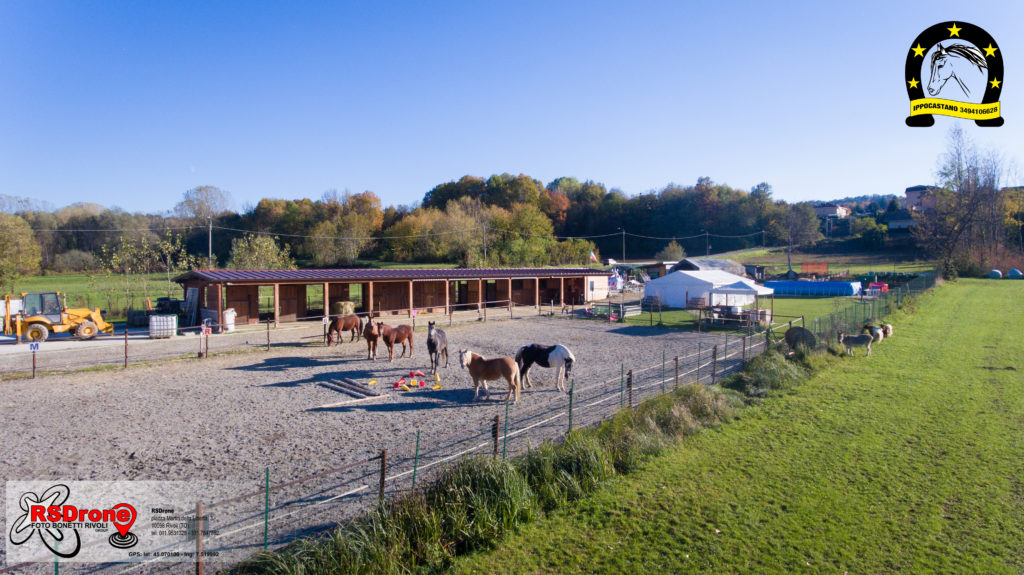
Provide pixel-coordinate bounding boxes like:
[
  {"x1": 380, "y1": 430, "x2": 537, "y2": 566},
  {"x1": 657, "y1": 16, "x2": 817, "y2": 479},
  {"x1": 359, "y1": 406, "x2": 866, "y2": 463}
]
[{"x1": 927, "y1": 42, "x2": 987, "y2": 98}]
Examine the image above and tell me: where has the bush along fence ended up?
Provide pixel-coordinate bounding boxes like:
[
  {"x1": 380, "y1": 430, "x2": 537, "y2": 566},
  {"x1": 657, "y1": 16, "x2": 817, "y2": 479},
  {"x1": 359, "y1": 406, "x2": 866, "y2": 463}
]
[{"x1": 0, "y1": 299, "x2": 534, "y2": 379}]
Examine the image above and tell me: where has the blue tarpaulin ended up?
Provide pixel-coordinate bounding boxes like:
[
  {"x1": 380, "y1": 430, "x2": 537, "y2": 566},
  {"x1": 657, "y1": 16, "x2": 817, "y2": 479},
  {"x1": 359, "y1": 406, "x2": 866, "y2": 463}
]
[{"x1": 763, "y1": 281, "x2": 862, "y2": 296}]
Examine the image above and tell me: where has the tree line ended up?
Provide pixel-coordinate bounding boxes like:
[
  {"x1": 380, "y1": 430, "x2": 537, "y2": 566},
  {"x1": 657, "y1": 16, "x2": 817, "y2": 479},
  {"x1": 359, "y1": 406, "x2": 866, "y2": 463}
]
[{"x1": 2, "y1": 131, "x2": 1022, "y2": 292}]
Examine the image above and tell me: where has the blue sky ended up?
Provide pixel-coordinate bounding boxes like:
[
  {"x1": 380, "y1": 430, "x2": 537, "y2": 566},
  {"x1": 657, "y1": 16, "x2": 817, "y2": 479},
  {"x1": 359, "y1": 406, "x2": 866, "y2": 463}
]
[{"x1": 1, "y1": 1, "x2": 1021, "y2": 214}]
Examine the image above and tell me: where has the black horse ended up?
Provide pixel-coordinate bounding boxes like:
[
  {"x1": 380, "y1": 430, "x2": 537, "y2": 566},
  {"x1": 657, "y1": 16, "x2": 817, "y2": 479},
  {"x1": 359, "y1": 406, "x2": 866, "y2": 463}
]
[
  {"x1": 514, "y1": 344, "x2": 575, "y2": 393},
  {"x1": 426, "y1": 321, "x2": 449, "y2": 375}
]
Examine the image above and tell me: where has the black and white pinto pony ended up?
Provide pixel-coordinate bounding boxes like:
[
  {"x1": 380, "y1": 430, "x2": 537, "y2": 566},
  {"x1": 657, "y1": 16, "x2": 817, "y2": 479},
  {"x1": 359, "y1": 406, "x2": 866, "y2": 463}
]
[
  {"x1": 426, "y1": 321, "x2": 449, "y2": 375},
  {"x1": 514, "y1": 344, "x2": 575, "y2": 393}
]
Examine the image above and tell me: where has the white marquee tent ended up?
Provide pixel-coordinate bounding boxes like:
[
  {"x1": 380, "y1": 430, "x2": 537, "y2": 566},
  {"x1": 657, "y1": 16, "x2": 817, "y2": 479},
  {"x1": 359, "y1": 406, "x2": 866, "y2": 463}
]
[{"x1": 643, "y1": 271, "x2": 772, "y2": 308}]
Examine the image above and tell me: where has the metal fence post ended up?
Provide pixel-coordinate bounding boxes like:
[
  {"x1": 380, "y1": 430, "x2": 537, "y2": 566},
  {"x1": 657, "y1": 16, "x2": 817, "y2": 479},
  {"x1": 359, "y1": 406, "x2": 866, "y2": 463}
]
[
  {"x1": 674, "y1": 356, "x2": 679, "y2": 389},
  {"x1": 711, "y1": 345, "x2": 718, "y2": 385},
  {"x1": 124, "y1": 325, "x2": 129, "y2": 368},
  {"x1": 266, "y1": 320, "x2": 271, "y2": 352},
  {"x1": 742, "y1": 336, "x2": 747, "y2": 365},
  {"x1": 620, "y1": 363, "x2": 624, "y2": 407},
  {"x1": 697, "y1": 342, "x2": 702, "y2": 384},
  {"x1": 627, "y1": 370, "x2": 633, "y2": 409},
  {"x1": 412, "y1": 430, "x2": 421, "y2": 489},
  {"x1": 195, "y1": 500, "x2": 203, "y2": 575},
  {"x1": 264, "y1": 467, "x2": 269, "y2": 551},
  {"x1": 502, "y1": 399, "x2": 510, "y2": 459},
  {"x1": 492, "y1": 416, "x2": 500, "y2": 459},
  {"x1": 33, "y1": 347, "x2": 37, "y2": 379},
  {"x1": 661, "y1": 351, "x2": 666, "y2": 393},
  {"x1": 377, "y1": 449, "x2": 387, "y2": 505},
  {"x1": 568, "y1": 379, "x2": 575, "y2": 432}
]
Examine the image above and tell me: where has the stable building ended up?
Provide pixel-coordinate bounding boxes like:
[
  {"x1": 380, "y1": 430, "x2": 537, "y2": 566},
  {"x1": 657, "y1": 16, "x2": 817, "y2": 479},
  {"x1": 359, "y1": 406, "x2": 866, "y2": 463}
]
[{"x1": 174, "y1": 267, "x2": 610, "y2": 327}]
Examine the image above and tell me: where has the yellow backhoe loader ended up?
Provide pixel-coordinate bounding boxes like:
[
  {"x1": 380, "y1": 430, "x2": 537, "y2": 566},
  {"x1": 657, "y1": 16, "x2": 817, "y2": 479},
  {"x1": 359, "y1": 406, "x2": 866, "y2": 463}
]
[{"x1": 3, "y1": 292, "x2": 113, "y2": 342}]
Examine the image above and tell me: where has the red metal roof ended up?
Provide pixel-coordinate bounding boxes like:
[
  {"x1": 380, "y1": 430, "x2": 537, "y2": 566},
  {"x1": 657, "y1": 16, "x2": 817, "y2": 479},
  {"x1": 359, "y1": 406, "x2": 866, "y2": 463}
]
[{"x1": 175, "y1": 267, "x2": 607, "y2": 284}]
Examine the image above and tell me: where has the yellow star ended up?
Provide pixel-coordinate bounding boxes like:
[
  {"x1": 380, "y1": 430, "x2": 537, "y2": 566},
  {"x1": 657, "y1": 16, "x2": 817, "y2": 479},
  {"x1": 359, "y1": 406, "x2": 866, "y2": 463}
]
[
  {"x1": 990, "y1": 77, "x2": 1001, "y2": 89},
  {"x1": 984, "y1": 43, "x2": 998, "y2": 57},
  {"x1": 947, "y1": 23, "x2": 961, "y2": 37},
  {"x1": 908, "y1": 77, "x2": 919, "y2": 89},
  {"x1": 912, "y1": 44, "x2": 926, "y2": 57}
]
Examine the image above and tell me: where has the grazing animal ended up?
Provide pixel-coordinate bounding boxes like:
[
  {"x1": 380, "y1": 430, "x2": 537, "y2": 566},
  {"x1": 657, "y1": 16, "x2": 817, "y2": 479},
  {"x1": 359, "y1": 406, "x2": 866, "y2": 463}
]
[
  {"x1": 362, "y1": 319, "x2": 380, "y2": 360},
  {"x1": 379, "y1": 322, "x2": 413, "y2": 362},
  {"x1": 514, "y1": 344, "x2": 575, "y2": 393},
  {"x1": 882, "y1": 323, "x2": 894, "y2": 337},
  {"x1": 838, "y1": 331, "x2": 873, "y2": 356},
  {"x1": 326, "y1": 314, "x2": 363, "y2": 346},
  {"x1": 426, "y1": 321, "x2": 449, "y2": 375},
  {"x1": 458, "y1": 349, "x2": 520, "y2": 403},
  {"x1": 863, "y1": 325, "x2": 884, "y2": 343}
]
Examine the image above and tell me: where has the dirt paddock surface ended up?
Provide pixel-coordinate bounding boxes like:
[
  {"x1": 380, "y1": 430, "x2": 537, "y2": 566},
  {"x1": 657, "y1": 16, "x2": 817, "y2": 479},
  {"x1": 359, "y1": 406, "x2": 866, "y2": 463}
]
[{"x1": 0, "y1": 315, "x2": 740, "y2": 573}]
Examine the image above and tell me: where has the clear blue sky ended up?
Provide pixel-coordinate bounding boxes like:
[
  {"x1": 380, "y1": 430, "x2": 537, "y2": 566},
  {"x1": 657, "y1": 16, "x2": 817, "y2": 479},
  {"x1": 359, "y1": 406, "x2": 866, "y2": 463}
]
[{"x1": 2, "y1": 0, "x2": 1021, "y2": 214}]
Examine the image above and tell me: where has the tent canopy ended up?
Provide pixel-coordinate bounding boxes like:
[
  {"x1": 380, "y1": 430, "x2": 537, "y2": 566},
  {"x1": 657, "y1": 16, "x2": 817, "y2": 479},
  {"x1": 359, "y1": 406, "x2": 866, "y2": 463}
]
[
  {"x1": 710, "y1": 280, "x2": 774, "y2": 297},
  {"x1": 644, "y1": 270, "x2": 770, "y2": 307}
]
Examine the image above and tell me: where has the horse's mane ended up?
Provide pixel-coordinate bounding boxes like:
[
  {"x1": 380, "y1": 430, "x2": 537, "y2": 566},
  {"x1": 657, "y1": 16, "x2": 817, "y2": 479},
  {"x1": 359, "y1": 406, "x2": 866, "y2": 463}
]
[{"x1": 932, "y1": 42, "x2": 988, "y2": 71}]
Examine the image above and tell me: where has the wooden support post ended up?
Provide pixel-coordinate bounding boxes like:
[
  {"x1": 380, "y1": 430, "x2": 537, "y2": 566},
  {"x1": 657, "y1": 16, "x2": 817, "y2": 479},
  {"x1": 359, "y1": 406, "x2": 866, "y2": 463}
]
[
  {"x1": 367, "y1": 282, "x2": 374, "y2": 315},
  {"x1": 272, "y1": 283, "x2": 280, "y2": 327},
  {"x1": 477, "y1": 279, "x2": 483, "y2": 311},
  {"x1": 408, "y1": 280, "x2": 414, "y2": 317},
  {"x1": 444, "y1": 279, "x2": 450, "y2": 316},
  {"x1": 534, "y1": 278, "x2": 539, "y2": 308},
  {"x1": 559, "y1": 277, "x2": 565, "y2": 306},
  {"x1": 215, "y1": 284, "x2": 223, "y2": 334},
  {"x1": 323, "y1": 282, "x2": 330, "y2": 320}
]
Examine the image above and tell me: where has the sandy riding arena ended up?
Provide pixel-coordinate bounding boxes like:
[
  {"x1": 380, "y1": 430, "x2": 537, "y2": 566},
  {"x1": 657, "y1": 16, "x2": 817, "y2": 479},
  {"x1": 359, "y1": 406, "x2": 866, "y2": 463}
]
[{"x1": 0, "y1": 316, "x2": 745, "y2": 573}]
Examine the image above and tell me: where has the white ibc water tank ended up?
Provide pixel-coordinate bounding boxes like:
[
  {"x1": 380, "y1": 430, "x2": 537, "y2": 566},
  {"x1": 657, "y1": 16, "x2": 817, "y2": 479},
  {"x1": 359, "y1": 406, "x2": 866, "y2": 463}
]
[
  {"x1": 149, "y1": 315, "x2": 178, "y2": 339},
  {"x1": 223, "y1": 308, "x2": 237, "y2": 332}
]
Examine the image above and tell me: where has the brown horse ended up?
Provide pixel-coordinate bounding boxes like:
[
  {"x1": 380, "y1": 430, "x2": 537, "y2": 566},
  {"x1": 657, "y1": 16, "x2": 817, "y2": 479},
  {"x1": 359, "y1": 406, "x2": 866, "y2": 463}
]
[
  {"x1": 326, "y1": 314, "x2": 363, "y2": 346},
  {"x1": 363, "y1": 319, "x2": 380, "y2": 360},
  {"x1": 378, "y1": 322, "x2": 413, "y2": 362},
  {"x1": 458, "y1": 349, "x2": 520, "y2": 403}
]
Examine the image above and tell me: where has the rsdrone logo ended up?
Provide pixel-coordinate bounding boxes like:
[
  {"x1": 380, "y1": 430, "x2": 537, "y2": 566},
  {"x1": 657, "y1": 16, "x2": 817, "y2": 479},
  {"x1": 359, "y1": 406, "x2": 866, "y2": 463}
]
[
  {"x1": 905, "y1": 21, "x2": 1004, "y2": 126},
  {"x1": 8, "y1": 483, "x2": 138, "y2": 558}
]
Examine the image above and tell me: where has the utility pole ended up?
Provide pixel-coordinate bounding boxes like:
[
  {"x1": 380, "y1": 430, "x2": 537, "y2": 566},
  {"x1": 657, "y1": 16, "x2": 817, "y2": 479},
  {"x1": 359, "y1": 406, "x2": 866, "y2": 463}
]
[
  {"x1": 208, "y1": 216, "x2": 213, "y2": 269},
  {"x1": 482, "y1": 222, "x2": 488, "y2": 264},
  {"x1": 762, "y1": 229, "x2": 766, "y2": 247},
  {"x1": 620, "y1": 228, "x2": 625, "y2": 262},
  {"x1": 705, "y1": 230, "x2": 710, "y2": 256}
]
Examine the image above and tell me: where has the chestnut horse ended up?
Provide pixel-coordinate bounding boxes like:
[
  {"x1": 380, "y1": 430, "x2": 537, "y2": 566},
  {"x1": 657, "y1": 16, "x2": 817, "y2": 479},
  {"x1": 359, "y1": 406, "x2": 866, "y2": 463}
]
[
  {"x1": 362, "y1": 319, "x2": 380, "y2": 360},
  {"x1": 458, "y1": 349, "x2": 520, "y2": 403},
  {"x1": 326, "y1": 314, "x2": 362, "y2": 346},
  {"x1": 378, "y1": 322, "x2": 413, "y2": 362}
]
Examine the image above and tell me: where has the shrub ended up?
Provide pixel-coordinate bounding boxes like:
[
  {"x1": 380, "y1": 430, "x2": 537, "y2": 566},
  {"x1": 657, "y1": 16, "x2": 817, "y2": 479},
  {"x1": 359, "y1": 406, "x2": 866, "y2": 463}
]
[{"x1": 52, "y1": 249, "x2": 98, "y2": 272}]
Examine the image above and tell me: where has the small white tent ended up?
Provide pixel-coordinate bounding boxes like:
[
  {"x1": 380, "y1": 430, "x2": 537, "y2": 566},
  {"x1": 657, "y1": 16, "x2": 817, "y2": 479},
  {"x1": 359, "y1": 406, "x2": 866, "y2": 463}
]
[{"x1": 643, "y1": 271, "x2": 768, "y2": 307}]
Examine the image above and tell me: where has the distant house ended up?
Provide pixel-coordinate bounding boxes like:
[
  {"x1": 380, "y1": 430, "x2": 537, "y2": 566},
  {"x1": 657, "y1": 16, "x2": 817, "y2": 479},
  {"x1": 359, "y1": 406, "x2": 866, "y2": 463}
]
[
  {"x1": 670, "y1": 258, "x2": 747, "y2": 277},
  {"x1": 905, "y1": 185, "x2": 938, "y2": 211},
  {"x1": 883, "y1": 208, "x2": 917, "y2": 231},
  {"x1": 813, "y1": 203, "x2": 851, "y2": 219}
]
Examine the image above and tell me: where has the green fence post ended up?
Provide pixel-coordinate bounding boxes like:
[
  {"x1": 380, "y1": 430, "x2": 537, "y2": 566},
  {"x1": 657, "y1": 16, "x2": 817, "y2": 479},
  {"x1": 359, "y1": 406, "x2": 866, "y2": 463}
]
[
  {"x1": 697, "y1": 342, "x2": 702, "y2": 384},
  {"x1": 568, "y1": 379, "x2": 575, "y2": 432},
  {"x1": 268, "y1": 462, "x2": 272, "y2": 548},
  {"x1": 620, "y1": 362, "x2": 624, "y2": 408},
  {"x1": 411, "y1": 430, "x2": 421, "y2": 489},
  {"x1": 661, "y1": 350, "x2": 666, "y2": 393},
  {"x1": 502, "y1": 399, "x2": 510, "y2": 459}
]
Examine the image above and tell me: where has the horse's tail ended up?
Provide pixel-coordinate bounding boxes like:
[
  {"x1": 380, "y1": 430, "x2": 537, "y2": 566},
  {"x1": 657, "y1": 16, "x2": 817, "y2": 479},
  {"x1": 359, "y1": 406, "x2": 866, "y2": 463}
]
[{"x1": 514, "y1": 345, "x2": 525, "y2": 368}]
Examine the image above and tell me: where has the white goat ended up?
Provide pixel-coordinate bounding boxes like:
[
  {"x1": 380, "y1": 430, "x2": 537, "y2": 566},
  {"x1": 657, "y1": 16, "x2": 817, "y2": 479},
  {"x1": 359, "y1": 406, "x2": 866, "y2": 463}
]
[
  {"x1": 838, "y1": 331, "x2": 873, "y2": 356},
  {"x1": 863, "y1": 325, "x2": 884, "y2": 343}
]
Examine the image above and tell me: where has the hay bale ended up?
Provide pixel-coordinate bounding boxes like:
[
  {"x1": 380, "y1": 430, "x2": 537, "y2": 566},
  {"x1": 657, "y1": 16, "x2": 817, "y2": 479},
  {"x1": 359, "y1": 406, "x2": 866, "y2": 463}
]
[{"x1": 989, "y1": 269, "x2": 1003, "y2": 279}]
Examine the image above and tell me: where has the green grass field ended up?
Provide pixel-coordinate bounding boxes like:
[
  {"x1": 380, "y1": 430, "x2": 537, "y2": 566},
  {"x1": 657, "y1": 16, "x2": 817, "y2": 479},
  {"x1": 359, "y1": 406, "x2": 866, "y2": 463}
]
[
  {"x1": 11, "y1": 272, "x2": 176, "y2": 319},
  {"x1": 725, "y1": 245, "x2": 934, "y2": 276},
  {"x1": 452, "y1": 279, "x2": 1024, "y2": 574},
  {"x1": 618, "y1": 297, "x2": 855, "y2": 332}
]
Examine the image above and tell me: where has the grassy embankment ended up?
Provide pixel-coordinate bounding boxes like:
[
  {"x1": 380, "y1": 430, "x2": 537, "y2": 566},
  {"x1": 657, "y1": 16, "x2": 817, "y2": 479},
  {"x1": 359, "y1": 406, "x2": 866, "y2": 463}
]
[{"x1": 452, "y1": 278, "x2": 1024, "y2": 574}]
